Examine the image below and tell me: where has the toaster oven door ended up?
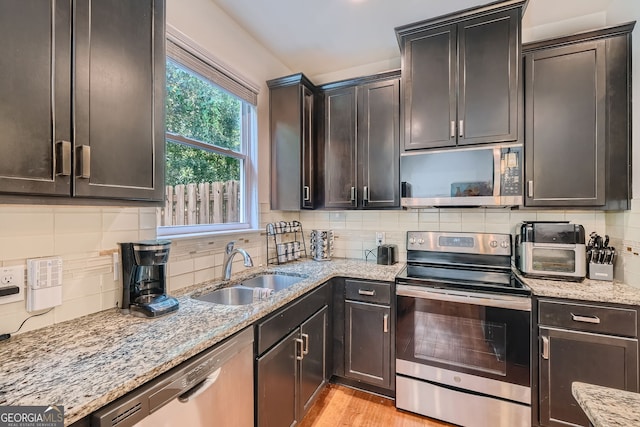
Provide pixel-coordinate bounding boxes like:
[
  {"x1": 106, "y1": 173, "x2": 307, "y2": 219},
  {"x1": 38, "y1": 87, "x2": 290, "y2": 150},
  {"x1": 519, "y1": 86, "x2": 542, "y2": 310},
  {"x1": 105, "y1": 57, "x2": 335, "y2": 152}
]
[{"x1": 518, "y1": 242, "x2": 586, "y2": 276}]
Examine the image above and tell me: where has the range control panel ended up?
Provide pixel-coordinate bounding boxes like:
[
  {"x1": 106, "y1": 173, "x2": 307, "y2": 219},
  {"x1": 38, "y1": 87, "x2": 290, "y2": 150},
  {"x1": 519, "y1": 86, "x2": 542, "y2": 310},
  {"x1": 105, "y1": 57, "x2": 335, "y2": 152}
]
[{"x1": 406, "y1": 231, "x2": 512, "y2": 256}]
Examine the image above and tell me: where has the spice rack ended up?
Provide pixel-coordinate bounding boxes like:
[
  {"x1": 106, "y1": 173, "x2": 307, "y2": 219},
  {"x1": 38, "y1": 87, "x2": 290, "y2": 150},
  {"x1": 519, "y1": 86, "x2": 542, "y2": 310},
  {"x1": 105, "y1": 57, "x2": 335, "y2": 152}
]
[{"x1": 266, "y1": 220, "x2": 307, "y2": 265}]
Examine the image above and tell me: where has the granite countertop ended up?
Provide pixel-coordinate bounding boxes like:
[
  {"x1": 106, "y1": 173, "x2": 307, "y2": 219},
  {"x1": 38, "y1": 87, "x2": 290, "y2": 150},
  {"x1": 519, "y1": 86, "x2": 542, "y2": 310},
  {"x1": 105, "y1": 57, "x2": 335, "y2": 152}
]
[
  {"x1": 572, "y1": 382, "x2": 640, "y2": 427},
  {"x1": 518, "y1": 273, "x2": 640, "y2": 306},
  {"x1": 0, "y1": 258, "x2": 403, "y2": 426}
]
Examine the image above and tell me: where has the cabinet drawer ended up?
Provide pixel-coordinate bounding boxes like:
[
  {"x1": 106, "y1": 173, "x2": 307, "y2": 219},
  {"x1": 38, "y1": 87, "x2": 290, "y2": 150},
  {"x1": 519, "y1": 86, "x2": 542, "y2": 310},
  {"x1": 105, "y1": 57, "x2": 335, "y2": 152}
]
[
  {"x1": 539, "y1": 300, "x2": 637, "y2": 337},
  {"x1": 256, "y1": 283, "x2": 329, "y2": 355},
  {"x1": 345, "y1": 279, "x2": 391, "y2": 305}
]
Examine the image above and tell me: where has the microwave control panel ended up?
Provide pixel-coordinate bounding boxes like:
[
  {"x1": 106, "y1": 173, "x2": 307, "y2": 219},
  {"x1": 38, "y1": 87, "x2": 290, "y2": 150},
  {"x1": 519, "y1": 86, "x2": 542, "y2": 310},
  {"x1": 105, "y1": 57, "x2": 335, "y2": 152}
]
[{"x1": 501, "y1": 148, "x2": 522, "y2": 196}]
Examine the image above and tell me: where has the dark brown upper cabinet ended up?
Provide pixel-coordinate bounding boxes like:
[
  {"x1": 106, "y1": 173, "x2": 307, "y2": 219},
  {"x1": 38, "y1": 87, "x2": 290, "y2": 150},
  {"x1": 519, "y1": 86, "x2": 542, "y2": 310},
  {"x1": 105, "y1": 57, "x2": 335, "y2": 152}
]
[
  {"x1": 395, "y1": 0, "x2": 525, "y2": 151},
  {"x1": 523, "y1": 22, "x2": 634, "y2": 209},
  {"x1": 320, "y1": 72, "x2": 400, "y2": 209},
  {"x1": 0, "y1": 0, "x2": 165, "y2": 203},
  {"x1": 268, "y1": 74, "x2": 316, "y2": 210}
]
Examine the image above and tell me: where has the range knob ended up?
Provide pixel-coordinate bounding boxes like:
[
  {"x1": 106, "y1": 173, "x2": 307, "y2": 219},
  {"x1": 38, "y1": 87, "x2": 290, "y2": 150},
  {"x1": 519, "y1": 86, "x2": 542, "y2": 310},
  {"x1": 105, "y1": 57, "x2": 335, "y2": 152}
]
[
  {"x1": 490, "y1": 240, "x2": 498, "y2": 248},
  {"x1": 500, "y1": 240, "x2": 509, "y2": 249},
  {"x1": 417, "y1": 238, "x2": 425, "y2": 245},
  {"x1": 409, "y1": 237, "x2": 416, "y2": 244}
]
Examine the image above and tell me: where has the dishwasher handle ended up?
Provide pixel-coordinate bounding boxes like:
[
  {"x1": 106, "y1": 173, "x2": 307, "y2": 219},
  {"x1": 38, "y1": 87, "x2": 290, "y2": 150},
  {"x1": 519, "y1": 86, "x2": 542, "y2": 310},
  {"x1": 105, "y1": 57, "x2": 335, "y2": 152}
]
[{"x1": 178, "y1": 367, "x2": 222, "y2": 403}]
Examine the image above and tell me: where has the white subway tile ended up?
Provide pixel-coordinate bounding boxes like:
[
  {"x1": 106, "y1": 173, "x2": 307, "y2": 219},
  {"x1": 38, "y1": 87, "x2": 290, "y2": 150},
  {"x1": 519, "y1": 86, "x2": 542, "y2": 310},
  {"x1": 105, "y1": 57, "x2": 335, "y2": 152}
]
[
  {"x1": 54, "y1": 295, "x2": 102, "y2": 323},
  {"x1": 103, "y1": 211, "x2": 140, "y2": 232},
  {"x1": 0, "y1": 212, "x2": 54, "y2": 236},
  {"x1": 194, "y1": 255, "x2": 216, "y2": 271},
  {"x1": 0, "y1": 235, "x2": 55, "y2": 259},
  {"x1": 440, "y1": 210, "x2": 462, "y2": 223},
  {"x1": 54, "y1": 232, "x2": 102, "y2": 255},
  {"x1": 485, "y1": 211, "x2": 510, "y2": 224},
  {"x1": 55, "y1": 212, "x2": 102, "y2": 234},
  {"x1": 168, "y1": 273, "x2": 195, "y2": 292},
  {"x1": 101, "y1": 231, "x2": 140, "y2": 250},
  {"x1": 62, "y1": 277, "x2": 102, "y2": 301},
  {"x1": 169, "y1": 258, "x2": 195, "y2": 277}
]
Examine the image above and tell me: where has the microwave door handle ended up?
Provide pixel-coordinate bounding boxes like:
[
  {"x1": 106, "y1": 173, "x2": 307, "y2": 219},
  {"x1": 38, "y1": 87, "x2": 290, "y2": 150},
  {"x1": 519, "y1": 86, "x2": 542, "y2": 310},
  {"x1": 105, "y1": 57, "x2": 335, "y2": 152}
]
[{"x1": 493, "y1": 147, "x2": 502, "y2": 198}]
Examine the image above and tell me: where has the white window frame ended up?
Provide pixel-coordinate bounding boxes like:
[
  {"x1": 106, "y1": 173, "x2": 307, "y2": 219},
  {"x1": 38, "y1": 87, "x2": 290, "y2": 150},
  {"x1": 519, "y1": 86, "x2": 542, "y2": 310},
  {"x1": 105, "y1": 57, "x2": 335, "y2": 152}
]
[{"x1": 158, "y1": 27, "x2": 259, "y2": 238}]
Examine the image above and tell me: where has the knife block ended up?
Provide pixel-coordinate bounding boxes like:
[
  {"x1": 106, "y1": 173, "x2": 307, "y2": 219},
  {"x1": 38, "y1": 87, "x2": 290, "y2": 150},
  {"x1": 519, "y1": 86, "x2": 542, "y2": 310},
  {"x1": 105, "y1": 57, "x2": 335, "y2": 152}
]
[{"x1": 588, "y1": 262, "x2": 613, "y2": 281}]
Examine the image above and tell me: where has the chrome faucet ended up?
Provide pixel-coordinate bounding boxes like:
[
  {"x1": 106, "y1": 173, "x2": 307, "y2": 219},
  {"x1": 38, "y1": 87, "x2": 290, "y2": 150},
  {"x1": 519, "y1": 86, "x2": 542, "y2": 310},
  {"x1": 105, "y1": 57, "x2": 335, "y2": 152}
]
[{"x1": 223, "y1": 241, "x2": 253, "y2": 280}]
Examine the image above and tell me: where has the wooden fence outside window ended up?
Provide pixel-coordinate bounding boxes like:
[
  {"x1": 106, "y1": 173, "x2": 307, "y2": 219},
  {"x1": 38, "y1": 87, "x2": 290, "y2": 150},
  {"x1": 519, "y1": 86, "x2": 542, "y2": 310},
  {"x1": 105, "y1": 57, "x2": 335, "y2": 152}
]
[{"x1": 158, "y1": 180, "x2": 240, "y2": 226}]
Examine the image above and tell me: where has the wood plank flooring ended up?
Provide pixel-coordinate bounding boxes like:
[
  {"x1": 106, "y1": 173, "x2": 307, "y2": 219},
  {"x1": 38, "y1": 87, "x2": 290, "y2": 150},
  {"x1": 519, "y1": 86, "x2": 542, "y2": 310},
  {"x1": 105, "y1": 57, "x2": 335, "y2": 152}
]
[{"x1": 299, "y1": 383, "x2": 455, "y2": 427}]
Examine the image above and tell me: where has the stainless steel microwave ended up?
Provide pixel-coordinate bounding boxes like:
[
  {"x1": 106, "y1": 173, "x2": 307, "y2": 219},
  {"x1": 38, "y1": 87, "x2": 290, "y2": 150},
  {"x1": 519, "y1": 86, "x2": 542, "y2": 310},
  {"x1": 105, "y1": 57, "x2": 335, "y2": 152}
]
[{"x1": 400, "y1": 144, "x2": 523, "y2": 207}]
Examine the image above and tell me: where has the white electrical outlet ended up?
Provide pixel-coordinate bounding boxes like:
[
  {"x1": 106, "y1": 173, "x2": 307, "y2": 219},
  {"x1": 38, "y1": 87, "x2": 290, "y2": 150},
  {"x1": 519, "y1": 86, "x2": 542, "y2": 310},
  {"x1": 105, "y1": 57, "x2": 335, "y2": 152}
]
[
  {"x1": 0, "y1": 265, "x2": 25, "y2": 305},
  {"x1": 376, "y1": 232, "x2": 386, "y2": 246}
]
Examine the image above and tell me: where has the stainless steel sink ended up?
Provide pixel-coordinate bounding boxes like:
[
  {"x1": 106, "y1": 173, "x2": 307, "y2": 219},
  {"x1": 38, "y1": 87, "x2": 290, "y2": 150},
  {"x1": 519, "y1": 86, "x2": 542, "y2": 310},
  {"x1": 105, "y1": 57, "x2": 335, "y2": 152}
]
[
  {"x1": 194, "y1": 287, "x2": 256, "y2": 305},
  {"x1": 240, "y1": 274, "x2": 303, "y2": 291},
  {"x1": 194, "y1": 274, "x2": 304, "y2": 306}
]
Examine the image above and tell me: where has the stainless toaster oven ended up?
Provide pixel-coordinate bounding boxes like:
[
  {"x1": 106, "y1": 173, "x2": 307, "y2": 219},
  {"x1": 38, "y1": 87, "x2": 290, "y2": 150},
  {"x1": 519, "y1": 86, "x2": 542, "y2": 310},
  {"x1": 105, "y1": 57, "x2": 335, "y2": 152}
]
[{"x1": 516, "y1": 222, "x2": 586, "y2": 281}]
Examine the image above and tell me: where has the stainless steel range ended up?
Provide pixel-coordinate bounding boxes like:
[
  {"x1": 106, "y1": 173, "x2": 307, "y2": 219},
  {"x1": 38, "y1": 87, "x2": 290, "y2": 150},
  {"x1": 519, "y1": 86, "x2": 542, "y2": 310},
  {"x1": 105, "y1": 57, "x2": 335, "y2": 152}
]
[{"x1": 395, "y1": 231, "x2": 531, "y2": 427}]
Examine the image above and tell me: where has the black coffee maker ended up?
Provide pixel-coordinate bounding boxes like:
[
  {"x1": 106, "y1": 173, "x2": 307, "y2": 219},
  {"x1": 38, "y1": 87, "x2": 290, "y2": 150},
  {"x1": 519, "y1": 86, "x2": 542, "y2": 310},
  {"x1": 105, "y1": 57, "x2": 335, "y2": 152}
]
[{"x1": 120, "y1": 240, "x2": 179, "y2": 317}]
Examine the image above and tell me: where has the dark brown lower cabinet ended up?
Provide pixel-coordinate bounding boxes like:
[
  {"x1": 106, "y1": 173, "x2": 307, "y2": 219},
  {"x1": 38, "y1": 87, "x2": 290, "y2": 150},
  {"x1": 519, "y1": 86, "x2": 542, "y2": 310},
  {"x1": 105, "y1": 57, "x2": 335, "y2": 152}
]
[
  {"x1": 256, "y1": 305, "x2": 328, "y2": 427},
  {"x1": 345, "y1": 300, "x2": 391, "y2": 389},
  {"x1": 538, "y1": 300, "x2": 639, "y2": 427}
]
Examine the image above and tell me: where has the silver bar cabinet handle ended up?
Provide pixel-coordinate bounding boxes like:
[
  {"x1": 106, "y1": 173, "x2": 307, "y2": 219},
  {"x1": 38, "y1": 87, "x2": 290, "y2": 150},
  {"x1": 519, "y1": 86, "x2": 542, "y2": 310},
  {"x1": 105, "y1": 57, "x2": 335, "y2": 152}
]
[
  {"x1": 541, "y1": 336, "x2": 549, "y2": 360},
  {"x1": 303, "y1": 185, "x2": 310, "y2": 201},
  {"x1": 528, "y1": 180, "x2": 534, "y2": 198},
  {"x1": 76, "y1": 145, "x2": 91, "y2": 179},
  {"x1": 358, "y1": 289, "x2": 375, "y2": 296},
  {"x1": 459, "y1": 120, "x2": 464, "y2": 137},
  {"x1": 450, "y1": 121, "x2": 455, "y2": 138},
  {"x1": 350, "y1": 186, "x2": 356, "y2": 203},
  {"x1": 55, "y1": 140, "x2": 71, "y2": 176},
  {"x1": 301, "y1": 333, "x2": 309, "y2": 355},
  {"x1": 383, "y1": 314, "x2": 389, "y2": 333},
  {"x1": 295, "y1": 338, "x2": 304, "y2": 361},
  {"x1": 363, "y1": 186, "x2": 369, "y2": 203},
  {"x1": 571, "y1": 313, "x2": 601, "y2": 324}
]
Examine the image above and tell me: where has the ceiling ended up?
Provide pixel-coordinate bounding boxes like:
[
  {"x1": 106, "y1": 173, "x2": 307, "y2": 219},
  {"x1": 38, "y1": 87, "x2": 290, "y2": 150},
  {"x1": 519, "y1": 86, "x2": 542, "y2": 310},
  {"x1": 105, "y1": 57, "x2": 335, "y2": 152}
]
[{"x1": 211, "y1": 0, "x2": 614, "y2": 78}]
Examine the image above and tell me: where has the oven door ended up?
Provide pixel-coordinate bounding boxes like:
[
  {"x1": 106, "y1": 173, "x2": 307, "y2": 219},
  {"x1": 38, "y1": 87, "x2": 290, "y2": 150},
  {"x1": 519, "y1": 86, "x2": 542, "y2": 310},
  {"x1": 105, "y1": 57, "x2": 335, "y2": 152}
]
[{"x1": 396, "y1": 283, "x2": 531, "y2": 404}]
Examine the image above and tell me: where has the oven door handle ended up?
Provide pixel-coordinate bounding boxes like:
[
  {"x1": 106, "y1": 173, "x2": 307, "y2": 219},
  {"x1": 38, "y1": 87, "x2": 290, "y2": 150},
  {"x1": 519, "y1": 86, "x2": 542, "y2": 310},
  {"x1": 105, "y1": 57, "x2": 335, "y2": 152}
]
[{"x1": 396, "y1": 284, "x2": 531, "y2": 312}]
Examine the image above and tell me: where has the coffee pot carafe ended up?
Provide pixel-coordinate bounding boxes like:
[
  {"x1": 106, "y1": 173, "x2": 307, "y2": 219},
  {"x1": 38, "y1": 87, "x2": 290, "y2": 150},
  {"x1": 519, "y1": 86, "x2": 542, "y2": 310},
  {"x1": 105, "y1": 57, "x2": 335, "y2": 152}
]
[{"x1": 120, "y1": 240, "x2": 178, "y2": 317}]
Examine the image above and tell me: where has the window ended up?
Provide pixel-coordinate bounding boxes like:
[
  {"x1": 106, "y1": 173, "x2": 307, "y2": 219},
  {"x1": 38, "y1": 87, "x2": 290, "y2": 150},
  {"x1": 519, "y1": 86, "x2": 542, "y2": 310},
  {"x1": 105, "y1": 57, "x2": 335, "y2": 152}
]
[{"x1": 158, "y1": 29, "x2": 259, "y2": 237}]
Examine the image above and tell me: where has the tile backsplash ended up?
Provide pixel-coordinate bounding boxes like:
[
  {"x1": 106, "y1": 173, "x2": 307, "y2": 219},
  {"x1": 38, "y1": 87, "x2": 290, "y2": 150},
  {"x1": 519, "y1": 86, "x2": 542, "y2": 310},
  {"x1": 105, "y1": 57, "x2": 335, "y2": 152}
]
[
  {"x1": 299, "y1": 208, "x2": 607, "y2": 263},
  {"x1": 0, "y1": 202, "x2": 638, "y2": 337}
]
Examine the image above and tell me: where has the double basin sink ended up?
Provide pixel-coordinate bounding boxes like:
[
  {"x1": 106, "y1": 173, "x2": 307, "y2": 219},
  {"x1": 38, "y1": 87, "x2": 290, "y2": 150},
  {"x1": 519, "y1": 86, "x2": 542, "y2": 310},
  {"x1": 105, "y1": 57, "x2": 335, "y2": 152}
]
[{"x1": 194, "y1": 273, "x2": 304, "y2": 306}]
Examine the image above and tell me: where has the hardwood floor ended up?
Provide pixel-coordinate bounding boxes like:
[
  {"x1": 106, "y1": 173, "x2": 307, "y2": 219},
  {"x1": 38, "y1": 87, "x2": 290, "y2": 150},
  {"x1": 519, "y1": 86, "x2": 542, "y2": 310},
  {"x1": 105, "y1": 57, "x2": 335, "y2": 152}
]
[{"x1": 299, "y1": 383, "x2": 455, "y2": 427}]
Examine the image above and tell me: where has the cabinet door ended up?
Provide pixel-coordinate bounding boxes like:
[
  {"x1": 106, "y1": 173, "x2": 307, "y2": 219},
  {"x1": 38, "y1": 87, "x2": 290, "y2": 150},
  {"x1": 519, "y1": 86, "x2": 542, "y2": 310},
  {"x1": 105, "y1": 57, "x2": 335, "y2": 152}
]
[
  {"x1": 257, "y1": 328, "x2": 299, "y2": 427},
  {"x1": 458, "y1": 8, "x2": 520, "y2": 145},
  {"x1": 299, "y1": 306, "x2": 328, "y2": 416},
  {"x1": 324, "y1": 87, "x2": 357, "y2": 208},
  {"x1": 0, "y1": 0, "x2": 71, "y2": 196},
  {"x1": 402, "y1": 25, "x2": 457, "y2": 150},
  {"x1": 358, "y1": 79, "x2": 400, "y2": 209},
  {"x1": 74, "y1": 0, "x2": 165, "y2": 201},
  {"x1": 524, "y1": 41, "x2": 606, "y2": 207},
  {"x1": 345, "y1": 301, "x2": 391, "y2": 389},
  {"x1": 539, "y1": 327, "x2": 638, "y2": 427},
  {"x1": 301, "y1": 86, "x2": 315, "y2": 209},
  {"x1": 270, "y1": 84, "x2": 302, "y2": 210}
]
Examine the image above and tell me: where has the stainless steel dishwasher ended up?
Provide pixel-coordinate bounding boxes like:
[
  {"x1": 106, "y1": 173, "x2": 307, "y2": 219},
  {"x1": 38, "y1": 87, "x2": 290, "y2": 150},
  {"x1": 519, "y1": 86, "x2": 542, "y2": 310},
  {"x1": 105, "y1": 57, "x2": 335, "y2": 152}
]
[{"x1": 92, "y1": 327, "x2": 254, "y2": 427}]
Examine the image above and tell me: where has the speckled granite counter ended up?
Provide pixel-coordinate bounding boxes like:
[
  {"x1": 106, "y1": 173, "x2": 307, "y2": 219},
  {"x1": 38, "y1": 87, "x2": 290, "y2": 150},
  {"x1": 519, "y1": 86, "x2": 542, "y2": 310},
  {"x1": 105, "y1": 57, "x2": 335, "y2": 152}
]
[
  {"x1": 572, "y1": 382, "x2": 640, "y2": 427},
  {"x1": 0, "y1": 259, "x2": 402, "y2": 426},
  {"x1": 518, "y1": 273, "x2": 640, "y2": 306}
]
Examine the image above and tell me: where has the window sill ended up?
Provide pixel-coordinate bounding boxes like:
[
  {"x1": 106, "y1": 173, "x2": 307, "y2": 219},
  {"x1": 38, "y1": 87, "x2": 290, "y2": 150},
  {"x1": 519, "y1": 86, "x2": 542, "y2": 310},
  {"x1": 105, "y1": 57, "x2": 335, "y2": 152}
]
[{"x1": 157, "y1": 227, "x2": 263, "y2": 241}]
